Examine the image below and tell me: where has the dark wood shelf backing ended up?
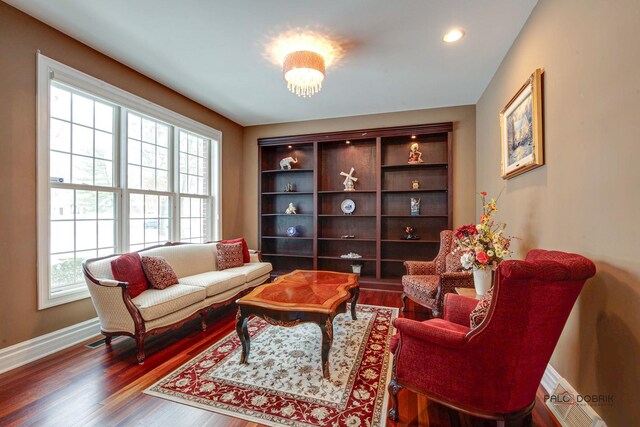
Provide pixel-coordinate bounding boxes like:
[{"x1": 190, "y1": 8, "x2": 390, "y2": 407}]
[
  {"x1": 381, "y1": 239, "x2": 440, "y2": 243},
  {"x1": 318, "y1": 190, "x2": 377, "y2": 194},
  {"x1": 262, "y1": 236, "x2": 314, "y2": 240},
  {"x1": 381, "y1": 189, "x2": 447, "y2": 193},
  {"x1": 317, "y1": 256, "x2": 377, "y2": 261},
  {"x1": 318, "y1": 214, "x2": 376, "y2": 217},
  {"x1": 262, "y1": 191, "x2": 314, "y2": 195},
  {"x1": 261, "y1": 213, "x2": 314, "y2": 216},
  {"x1": 381, "y1": 162, "x2": 448, "y2": 169},
  {"x1": 262, "y1": 168, "x2": 315, "y2": 174},
  {"x1": 381, "y1": 214, "x2": 448, "y2": 218},
  {"x1": 262, "y1": 253, "x2": 314, "y2": 259},
  {"x1": 317, "y1": 237, "x2": 377, "y2": 241}
]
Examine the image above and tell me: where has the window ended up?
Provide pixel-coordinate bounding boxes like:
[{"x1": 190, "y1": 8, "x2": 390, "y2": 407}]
[{"x1": 37, "y1": 54, "x2": 221, "y2": 308}]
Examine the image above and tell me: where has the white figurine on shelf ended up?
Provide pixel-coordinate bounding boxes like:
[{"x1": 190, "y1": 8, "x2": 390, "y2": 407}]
[
  {"x1": 279, "y1": 157, "x2": 298, "y2": 170},
  {"x1": 285, "y1": 203, "x2": 297, "y2": 214},
  {"x1": 340, "y1": 167, "x2": 358, "y2": 191}
]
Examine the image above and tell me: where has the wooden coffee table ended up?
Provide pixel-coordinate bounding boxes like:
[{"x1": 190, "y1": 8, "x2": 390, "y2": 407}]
[{"x1": 235, "y1": 270, "x2": 360, "y2": 379}]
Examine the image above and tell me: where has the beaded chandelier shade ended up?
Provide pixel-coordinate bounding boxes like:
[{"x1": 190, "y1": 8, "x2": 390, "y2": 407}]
[{"x1": 283, "y1": 50, "x2": 326, "y2": 97}]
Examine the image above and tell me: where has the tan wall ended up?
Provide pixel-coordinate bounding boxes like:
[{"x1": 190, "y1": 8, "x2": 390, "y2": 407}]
[
  {"x1": 0, "y1": 2, "x2": 244, "y2": 349},
  {"x1": 476, "y1": 0, "x2": 640, "y2": 424},
  {"x1": 242, "y1": 106, "x2": 476, "y2": 249}
]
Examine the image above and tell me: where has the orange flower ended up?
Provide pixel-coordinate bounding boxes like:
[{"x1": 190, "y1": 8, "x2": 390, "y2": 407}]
[
  {"x1": 480, "y1": 191, "x2": 487, "y2": 196},
  {"x1": 476, "y1": 251, "x2": 489, "y2": 264}
]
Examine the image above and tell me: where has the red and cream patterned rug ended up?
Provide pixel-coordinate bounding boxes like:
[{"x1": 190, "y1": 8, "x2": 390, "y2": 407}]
[{"x1": 144, "y1": 305, "x2": 397, "y2": 427}]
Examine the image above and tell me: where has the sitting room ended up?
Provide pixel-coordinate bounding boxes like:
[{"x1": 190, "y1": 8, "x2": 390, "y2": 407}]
[{"x1": 0, "y1": 1, "x2": 637, "y2": 426}]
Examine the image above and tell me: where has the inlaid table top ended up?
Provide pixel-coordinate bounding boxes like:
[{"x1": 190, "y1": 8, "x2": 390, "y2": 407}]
[{"x1": 237, "y1": 270, "x2": 359, "y2": 313}]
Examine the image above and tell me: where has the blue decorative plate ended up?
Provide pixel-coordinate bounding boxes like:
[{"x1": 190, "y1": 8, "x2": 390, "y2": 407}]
[{"x1": 286, "y1": 226, "x2": 298, "y2": 237}]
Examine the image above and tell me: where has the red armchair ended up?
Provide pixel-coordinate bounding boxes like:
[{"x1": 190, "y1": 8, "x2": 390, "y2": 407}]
[
  {"x1": 402, "y1": 230, "x2": 474, "y2": 317},
  {"x1": 388, "y1": 249, "x2": 596, "y2": 426}
]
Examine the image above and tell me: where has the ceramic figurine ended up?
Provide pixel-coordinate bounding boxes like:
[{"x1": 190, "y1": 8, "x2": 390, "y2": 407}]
[
  {"x1": 412, "y1": 180, "x2": 420, "y2": 190},
  {"x1": 279, "y1": 157, "x2": 298, "y2": 170},
  {"x1": 410, "y1": 197, "x2": 421, "y2": 215},
  {"x1": 408, "y1": 143, "x2": 424, "y2": 163},
  {"x1": 403, "y1": 226, "x2": 417, "y2": 240},
  {"x1": 284, "y1": 182, "x2": 294, "y2": 192},
  {"x1": 285, "y1": 203, "x2": 297, "y2": 214},
  {"x1": 340, "y1": 167, "x2": 358, "y2": 191}
]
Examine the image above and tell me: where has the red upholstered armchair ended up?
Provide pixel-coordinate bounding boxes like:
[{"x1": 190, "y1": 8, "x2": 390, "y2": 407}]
[
  {"x1": 388, "y1": 249, "x2": 596, "y2": 426},
  {"x1": 402, "y1": 230, "x2": 474, "y2": 317}
]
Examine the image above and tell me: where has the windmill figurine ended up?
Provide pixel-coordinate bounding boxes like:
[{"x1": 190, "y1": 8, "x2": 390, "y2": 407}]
[{"x1": 340, "y1": 167, "x2": 358, "y2": 191}]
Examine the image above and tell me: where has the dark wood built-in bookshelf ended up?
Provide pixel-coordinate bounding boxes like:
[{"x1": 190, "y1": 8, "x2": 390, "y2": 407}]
[{"x1": 258, "y1": 123, "x2": 453, "y2": 289}]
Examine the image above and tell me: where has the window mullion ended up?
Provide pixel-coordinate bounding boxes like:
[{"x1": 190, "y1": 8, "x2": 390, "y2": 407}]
[
  {"x1": 172, "y1": 125, "x2": 180, "y2": 242},
  {"x1": 120, "y1": 107, "x2": 129, "y2": 252}
]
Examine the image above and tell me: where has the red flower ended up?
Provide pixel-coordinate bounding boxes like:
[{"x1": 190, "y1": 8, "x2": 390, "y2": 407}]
[
  {"x1": 480, "y1": 191, "x2": 487, "y2": 196},
  {"x1": 476, "y1": 251, "x2": 489, "y2": 264},
  {"x1": 455, "y1": 224, "x2": 478, "y2": 239}
]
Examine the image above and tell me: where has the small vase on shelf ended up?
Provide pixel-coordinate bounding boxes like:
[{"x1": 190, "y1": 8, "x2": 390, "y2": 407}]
[{"x1": 472, "y1": 266, "x2": 493, "y2": 296}]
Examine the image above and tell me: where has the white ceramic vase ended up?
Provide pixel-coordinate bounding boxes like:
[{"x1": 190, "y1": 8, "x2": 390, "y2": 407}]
[{"x1": 472, "y1": 266, "x2": 493, "y2": 296}]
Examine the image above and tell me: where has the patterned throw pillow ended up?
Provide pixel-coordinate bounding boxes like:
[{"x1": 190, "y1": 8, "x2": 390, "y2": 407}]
[
  {"x1": 469, "y1": 287, "x2": 493, "y2": 328},
  {"x1": 110, "y1": 253, "x2": 149, "y2": 298},
  {"x1": 140, "y1": 255, "x2": 179, "y2": 290},
  {"x1": 216, "y1": 242, "x2": 244, "y2": 270},
  {"x1": 220, "y1": 237, "x2": 250, "y2": 263}
]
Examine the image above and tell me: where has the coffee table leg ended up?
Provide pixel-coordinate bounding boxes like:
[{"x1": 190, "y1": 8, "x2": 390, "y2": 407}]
[
  {"x1": 350, "y1": 287, "x2": 360, "y2": 320},
  {"x1": 235, "y1": 308, "x2": 250, "y2": 363},
  {"x1": 320, "y1": 316, "x2": 333, "y2": 379}
]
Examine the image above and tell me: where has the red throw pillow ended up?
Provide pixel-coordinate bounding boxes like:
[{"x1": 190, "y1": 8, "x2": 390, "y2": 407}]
[
  {"x1": 469, "y1": 287, "x2": 493, "y2": 328},
  {"x1": 110, "y1": 253, "x2": 149, "y2": 298},
  {"x1": 221, "y1": 237, "x2": 250, "y2": 263},
  {"x1": 141, "y1": 255, "x2": 179, "y2": 290},
  {"x1": 216, "y1": 242, "x2": 245, "y2": 270}
]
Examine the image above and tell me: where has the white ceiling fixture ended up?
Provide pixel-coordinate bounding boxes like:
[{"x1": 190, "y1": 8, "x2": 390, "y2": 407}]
[
  {"x1": 6, "y1": 0, "x2": 538, "y2": 125},
  {"x1": 443, "y1": 29, "x2": 465, "y2": 43}
]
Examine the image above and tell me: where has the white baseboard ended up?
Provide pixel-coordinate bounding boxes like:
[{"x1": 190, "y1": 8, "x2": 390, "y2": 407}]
[
  {"x1": 541, "y1": 363, "x2": 562, "y2": 393},
  {"x1": 0, "y1": 317, "x2": 101, "y2": 374}
]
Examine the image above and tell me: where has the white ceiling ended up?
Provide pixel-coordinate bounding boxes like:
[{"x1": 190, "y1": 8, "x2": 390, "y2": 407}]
[{"x1": 6, "y1": 0, "x2": 538, "y2": 126}]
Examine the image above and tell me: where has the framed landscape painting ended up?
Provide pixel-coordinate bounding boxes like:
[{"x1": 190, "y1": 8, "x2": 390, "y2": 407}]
[{"x1": 500, "y1": 68, "x2": 544, "y2": 179}]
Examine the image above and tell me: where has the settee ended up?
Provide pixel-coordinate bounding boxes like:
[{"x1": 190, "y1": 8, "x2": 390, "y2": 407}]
[{"x1": 82, "y1": 242, "x2": 272, "y2": 363}]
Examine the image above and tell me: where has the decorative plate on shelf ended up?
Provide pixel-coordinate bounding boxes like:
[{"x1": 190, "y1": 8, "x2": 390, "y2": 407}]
[
  {"x1": 286, "y1": 226, "x2": 298, "y2": 237},
  {"x1": 341, "y1": 199, "x2": 356, "y2": 214}
]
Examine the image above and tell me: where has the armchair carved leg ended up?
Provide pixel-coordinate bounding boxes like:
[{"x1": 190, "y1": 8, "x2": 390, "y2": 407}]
[
  {"x1": 501, "y1": 407, "x2": 533, "y2": 427},
  {"x1": 400, "y1": 293, "x2": 407, "y2": 312},
  {"x1": 387, "y1": 377, "x2": 403, "y2": 421},
  {"x1": 135, "y1": 333, "x2": 146, "y2": 365},
  {"x1": 104, "y1": 335, "x2": 112, "y2": 345}
]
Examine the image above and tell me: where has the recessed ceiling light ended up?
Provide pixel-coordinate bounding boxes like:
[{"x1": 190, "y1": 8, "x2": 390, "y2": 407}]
[
  {"x1": 443, "y1": 29, "x2": 465, "y2": 43},
  {"x1": 411, "y1": 135, "x2": 417, "y2": 139},
  {"x1": 288, "y1": 145, "x2": 292, "y2": 148},
  {"x1": 346, "y1": 140, "x2": 351, "y2": 144}
]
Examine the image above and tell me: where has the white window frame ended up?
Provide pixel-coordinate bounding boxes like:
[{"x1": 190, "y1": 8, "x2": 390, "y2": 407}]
[{"x1": 37, "y1": 53, "x2": 222, "y2": 309}]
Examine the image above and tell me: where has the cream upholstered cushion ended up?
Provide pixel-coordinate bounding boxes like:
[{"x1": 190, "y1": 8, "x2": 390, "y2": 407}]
[
  {"x1": 142, "y1": 243, "x2": 217, "y2": 278},
  {"x1": 179, "y1": 271, "x2": 246, "y2": 297},
  {"x1": 132, "y1": 284, "x2": 206, "y2": 321},
  {"x1": 223, "y1": 262, "x2": 273, "y2": 282}
]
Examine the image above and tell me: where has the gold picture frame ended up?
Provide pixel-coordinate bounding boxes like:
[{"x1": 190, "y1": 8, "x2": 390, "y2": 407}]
[{"x1": 500, "y1": 68, "x2": 544, "y2": 179}]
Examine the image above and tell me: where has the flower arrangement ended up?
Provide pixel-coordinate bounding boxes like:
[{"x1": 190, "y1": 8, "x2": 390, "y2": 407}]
[{"x1": 455, "y1": 192, "x2": 513, "y2": 270}]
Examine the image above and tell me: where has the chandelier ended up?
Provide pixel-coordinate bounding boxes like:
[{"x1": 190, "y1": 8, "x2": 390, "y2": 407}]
[{"x1": 283, "y1": 50, "x2": 326, "y2": 97}]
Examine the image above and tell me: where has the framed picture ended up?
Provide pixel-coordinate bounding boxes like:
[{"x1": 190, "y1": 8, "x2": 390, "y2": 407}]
[{"x1": 500, "y1": 68, "x2": 544, "y2": 179}]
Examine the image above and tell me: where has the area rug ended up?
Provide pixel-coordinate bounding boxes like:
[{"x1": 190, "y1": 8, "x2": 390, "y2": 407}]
[{"x1": 145, "y1": 304, "x2": 397, "y2": 427}]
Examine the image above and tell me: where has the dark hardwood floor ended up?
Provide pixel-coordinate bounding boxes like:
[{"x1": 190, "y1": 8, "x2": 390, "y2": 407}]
[{"x1": 0, "y1": 289, "x2": 559, "y2": 427}]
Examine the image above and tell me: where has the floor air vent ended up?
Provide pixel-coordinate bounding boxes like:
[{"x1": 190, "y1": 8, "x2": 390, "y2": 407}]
[
  {"x1": 85, "y1": 336, "x2": 123, "y2": 349},
  {"x1": 546, "y1": 382, "x2": 606, "y2": 427}
]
